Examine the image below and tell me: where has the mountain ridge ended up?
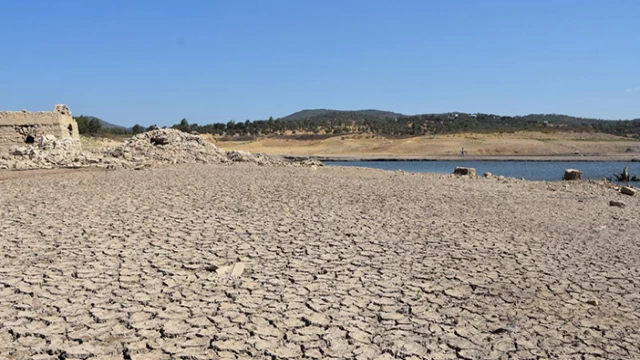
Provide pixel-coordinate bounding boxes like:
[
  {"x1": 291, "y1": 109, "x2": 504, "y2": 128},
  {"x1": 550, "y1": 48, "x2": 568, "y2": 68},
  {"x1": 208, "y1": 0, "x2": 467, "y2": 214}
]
[
  {"x1": 278, "y1": 109, "x2": 633, "y2": 122},
  {"x1": 279, "y1": 109, "x2": 405, "y2": 121}
]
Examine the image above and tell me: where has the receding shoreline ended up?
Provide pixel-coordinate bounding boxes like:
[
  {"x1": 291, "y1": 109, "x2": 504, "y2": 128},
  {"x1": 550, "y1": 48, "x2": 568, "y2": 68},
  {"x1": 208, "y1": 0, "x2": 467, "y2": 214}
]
[{"x1": 284, "y1": 154, "x2": 640, "y2": 162}]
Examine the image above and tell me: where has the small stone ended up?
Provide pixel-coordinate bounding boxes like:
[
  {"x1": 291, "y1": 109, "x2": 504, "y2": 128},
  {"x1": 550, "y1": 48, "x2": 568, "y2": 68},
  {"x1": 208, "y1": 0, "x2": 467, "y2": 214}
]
[
  {"x1": 609, "y1": 200, "x2": 625, "y2": 208},
  {"x1": 12, "y1": 147, "x2": 29, "y2": 156},
  {"x1": 621, "y1": 186, "x2": 637, "y2": 196},
  {"x1": 453, "y1": 167, "x2": 476, "y2": 176},
  {"x1": 586, "y1": 298, "x2": 600, "y2": 306},
  {"x1": 483, "y1": 172, "x2": 493, "y2": 178},
  {"x1": 563, "y1": 169, "x2": 583, "y2": 181},
  {"x1": 231, "y1": 262, "x2": 245, "y2": 277}
]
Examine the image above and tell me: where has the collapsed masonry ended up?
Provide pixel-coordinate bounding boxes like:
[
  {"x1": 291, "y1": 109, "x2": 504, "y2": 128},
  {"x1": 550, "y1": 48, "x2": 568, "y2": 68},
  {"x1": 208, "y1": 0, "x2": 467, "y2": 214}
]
[
  {"x1": 0, "y1": 128, "x2": 323, "y2": 170},
  {"x1": 0, "y1": 104, "x2": 79, "y2": 150}
]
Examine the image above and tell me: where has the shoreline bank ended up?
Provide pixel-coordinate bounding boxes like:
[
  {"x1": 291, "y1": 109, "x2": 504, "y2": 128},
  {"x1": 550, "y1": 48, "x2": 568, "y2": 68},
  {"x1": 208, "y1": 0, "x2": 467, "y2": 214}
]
[{"x1": 284, "y1": 154, "x2": 640, "y2": 162}]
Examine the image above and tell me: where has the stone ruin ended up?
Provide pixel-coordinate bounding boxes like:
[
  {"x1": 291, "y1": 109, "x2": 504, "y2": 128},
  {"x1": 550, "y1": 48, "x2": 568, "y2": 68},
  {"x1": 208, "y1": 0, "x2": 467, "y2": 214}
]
[
  {"x1": 0, "y1": 105, "x2": 322, "y2": 170},
  {"x1": 0, "y1": 104, "x2": 80, "y2": 150},
  {"x1": 0, "y1": 127, "x2": 323, "y2": 171}
]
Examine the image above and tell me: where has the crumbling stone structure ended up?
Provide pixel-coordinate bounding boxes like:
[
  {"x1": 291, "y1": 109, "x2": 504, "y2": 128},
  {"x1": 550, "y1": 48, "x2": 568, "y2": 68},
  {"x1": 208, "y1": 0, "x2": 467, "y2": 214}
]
[{"x1": 0, "y1": 104, "x2": 79, "y2": 149}]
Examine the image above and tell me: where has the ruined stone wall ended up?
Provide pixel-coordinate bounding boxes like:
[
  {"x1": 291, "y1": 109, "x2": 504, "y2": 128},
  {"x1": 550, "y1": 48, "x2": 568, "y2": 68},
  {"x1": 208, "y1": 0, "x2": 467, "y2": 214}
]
[{"x1": 0, "y1": 104, "x2": 79, "y2": 149}]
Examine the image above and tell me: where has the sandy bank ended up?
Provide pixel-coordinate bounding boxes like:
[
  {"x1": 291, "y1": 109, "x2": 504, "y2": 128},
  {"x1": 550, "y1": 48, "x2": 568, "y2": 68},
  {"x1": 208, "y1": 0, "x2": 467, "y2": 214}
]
[
  {"x1": 219, "y1": 132, "x2": 640, "y2": 160},
  {"x1": 287, "y1": 154, "x2": 640, "y2": 162}
]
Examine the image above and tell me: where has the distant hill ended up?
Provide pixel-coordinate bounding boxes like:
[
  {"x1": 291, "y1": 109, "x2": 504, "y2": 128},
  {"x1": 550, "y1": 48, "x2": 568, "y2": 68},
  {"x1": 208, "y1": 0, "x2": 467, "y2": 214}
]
[
  {"x1": 279, "y1": 109, "x2": 404, "y2": 121},
  {"x1": 73, "y1": 109, "x2": 640, "y2": 138},
  {"x1": 73, "y1": 115, "x2": 131, "y2": 135},
  {"x1": 81, "y1": 116, "x2": 126, "y2": 130}
]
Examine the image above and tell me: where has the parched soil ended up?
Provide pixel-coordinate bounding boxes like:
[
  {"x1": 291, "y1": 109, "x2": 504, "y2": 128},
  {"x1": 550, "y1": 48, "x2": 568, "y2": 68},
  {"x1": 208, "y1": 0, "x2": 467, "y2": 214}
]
[{"x1": 1, "y1": 165, "x2": 639, "y2": 359}]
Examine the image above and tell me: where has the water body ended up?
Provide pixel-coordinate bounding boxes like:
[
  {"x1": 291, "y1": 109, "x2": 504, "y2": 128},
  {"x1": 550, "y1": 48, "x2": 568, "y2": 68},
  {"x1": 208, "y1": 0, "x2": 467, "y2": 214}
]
[{"x1": 327, "y1": 160, "x2": 640, "y2": 181}]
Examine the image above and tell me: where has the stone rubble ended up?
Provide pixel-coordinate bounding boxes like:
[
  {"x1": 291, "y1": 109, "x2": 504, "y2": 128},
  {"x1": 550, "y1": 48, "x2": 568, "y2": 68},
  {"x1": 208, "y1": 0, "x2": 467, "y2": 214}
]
[{"x1": 0, "y1": 128, "x2": 324, "y2": 171}]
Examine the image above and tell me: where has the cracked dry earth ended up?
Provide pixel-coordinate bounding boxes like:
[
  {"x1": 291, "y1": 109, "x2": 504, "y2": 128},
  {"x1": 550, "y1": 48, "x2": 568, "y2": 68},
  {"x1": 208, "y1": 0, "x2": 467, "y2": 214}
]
[{"x1": 1, "y1": 165, "x2": 640, "y2": 360}]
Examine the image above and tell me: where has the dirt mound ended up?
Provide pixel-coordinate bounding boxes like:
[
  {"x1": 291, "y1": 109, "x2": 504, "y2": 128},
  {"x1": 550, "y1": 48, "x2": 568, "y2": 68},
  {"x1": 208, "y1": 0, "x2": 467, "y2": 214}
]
[{"x1": 0, "y1": 129, "x2": 324, "y2": 170}]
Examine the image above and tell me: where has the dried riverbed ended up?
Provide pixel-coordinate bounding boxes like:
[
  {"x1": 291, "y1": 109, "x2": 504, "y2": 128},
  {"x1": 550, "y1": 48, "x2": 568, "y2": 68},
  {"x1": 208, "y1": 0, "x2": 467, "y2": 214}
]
[{"x1": 1, "y1": 164, "x2": 639, "y2": 359}]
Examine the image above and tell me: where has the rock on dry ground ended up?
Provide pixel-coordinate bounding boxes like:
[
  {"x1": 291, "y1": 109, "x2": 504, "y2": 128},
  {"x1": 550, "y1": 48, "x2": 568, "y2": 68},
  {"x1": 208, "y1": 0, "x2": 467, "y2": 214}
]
[{"x1": 1, "y1": 165, "x2": 639, "y2": 359}]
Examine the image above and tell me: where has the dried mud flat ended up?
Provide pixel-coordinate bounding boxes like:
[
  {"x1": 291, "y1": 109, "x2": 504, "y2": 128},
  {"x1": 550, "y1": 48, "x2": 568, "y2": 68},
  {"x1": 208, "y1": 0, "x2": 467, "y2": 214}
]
[{"x1": 1, "y1": 164, "x2": 639, "y2": 360}]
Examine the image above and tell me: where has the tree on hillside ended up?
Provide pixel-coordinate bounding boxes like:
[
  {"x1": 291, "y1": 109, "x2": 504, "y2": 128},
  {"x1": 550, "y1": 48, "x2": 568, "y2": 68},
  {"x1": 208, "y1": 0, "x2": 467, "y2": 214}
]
[
  {"x1": 164, "y1": 111, "x2": 640, "y2": 139},
  {"x1": 173, "y1": 118, "x2": 190, "y2": 132},
  {"x1": 132, "y1": 124, "x2": 145, "y2": 134},
  {"x1": 74, "y1": 115, "x2": 102, "y2": 135}
]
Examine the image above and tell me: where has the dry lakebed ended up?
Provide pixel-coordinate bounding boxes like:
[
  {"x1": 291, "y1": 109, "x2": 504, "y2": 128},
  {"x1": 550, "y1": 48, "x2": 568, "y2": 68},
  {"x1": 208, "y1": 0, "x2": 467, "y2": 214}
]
[{"x1": 1, "y1": 164, "x2": 639, "y2": 359}]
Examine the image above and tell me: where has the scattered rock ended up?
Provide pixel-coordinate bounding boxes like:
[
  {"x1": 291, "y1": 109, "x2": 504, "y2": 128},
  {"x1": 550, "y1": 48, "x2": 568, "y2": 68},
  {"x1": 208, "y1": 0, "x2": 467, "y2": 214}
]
[
  {"x1": 453, "y1": 167, "x2": 476, "y2": 176},
  {"x1": 586, "y1": 298, "x2": 600, "y2": 306},
  {"x1": 226, "y1": 150, "x2": 256, "y2": 162},
  {"x1": 621, "y1": 186, "x2": 637, "y2": 196},
  {"x1": 483, "y1": 172, "x2": 493, "y2": 178},
  {"x1": 204, "y1": 264, "x2": 218, "y2": 272},
  {"x1": 12, "y1": 147, "x2": 29, "y2": 156},
  {"x1": 609, "y1": 200, "x2": 626, "y2": 208},
  {"x1": 563, "y1": 169, "x2": 583, "y2": 181},
  {"x1": 226, "y1": 150, "x2": 285, "y2": 166}
]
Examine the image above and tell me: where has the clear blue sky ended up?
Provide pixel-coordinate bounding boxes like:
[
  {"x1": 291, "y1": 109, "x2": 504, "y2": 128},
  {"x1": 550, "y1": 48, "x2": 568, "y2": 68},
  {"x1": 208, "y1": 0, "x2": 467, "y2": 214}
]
[{"x1": 1, "y1": 1, "x2": 639, "y2": 126}]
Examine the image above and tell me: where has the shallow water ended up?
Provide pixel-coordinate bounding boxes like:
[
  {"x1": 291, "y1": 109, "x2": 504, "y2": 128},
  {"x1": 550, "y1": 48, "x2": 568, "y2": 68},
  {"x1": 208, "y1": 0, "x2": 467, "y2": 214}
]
[{"x1": 327, "y1": 160, "x2": 640, "y2": 181}]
